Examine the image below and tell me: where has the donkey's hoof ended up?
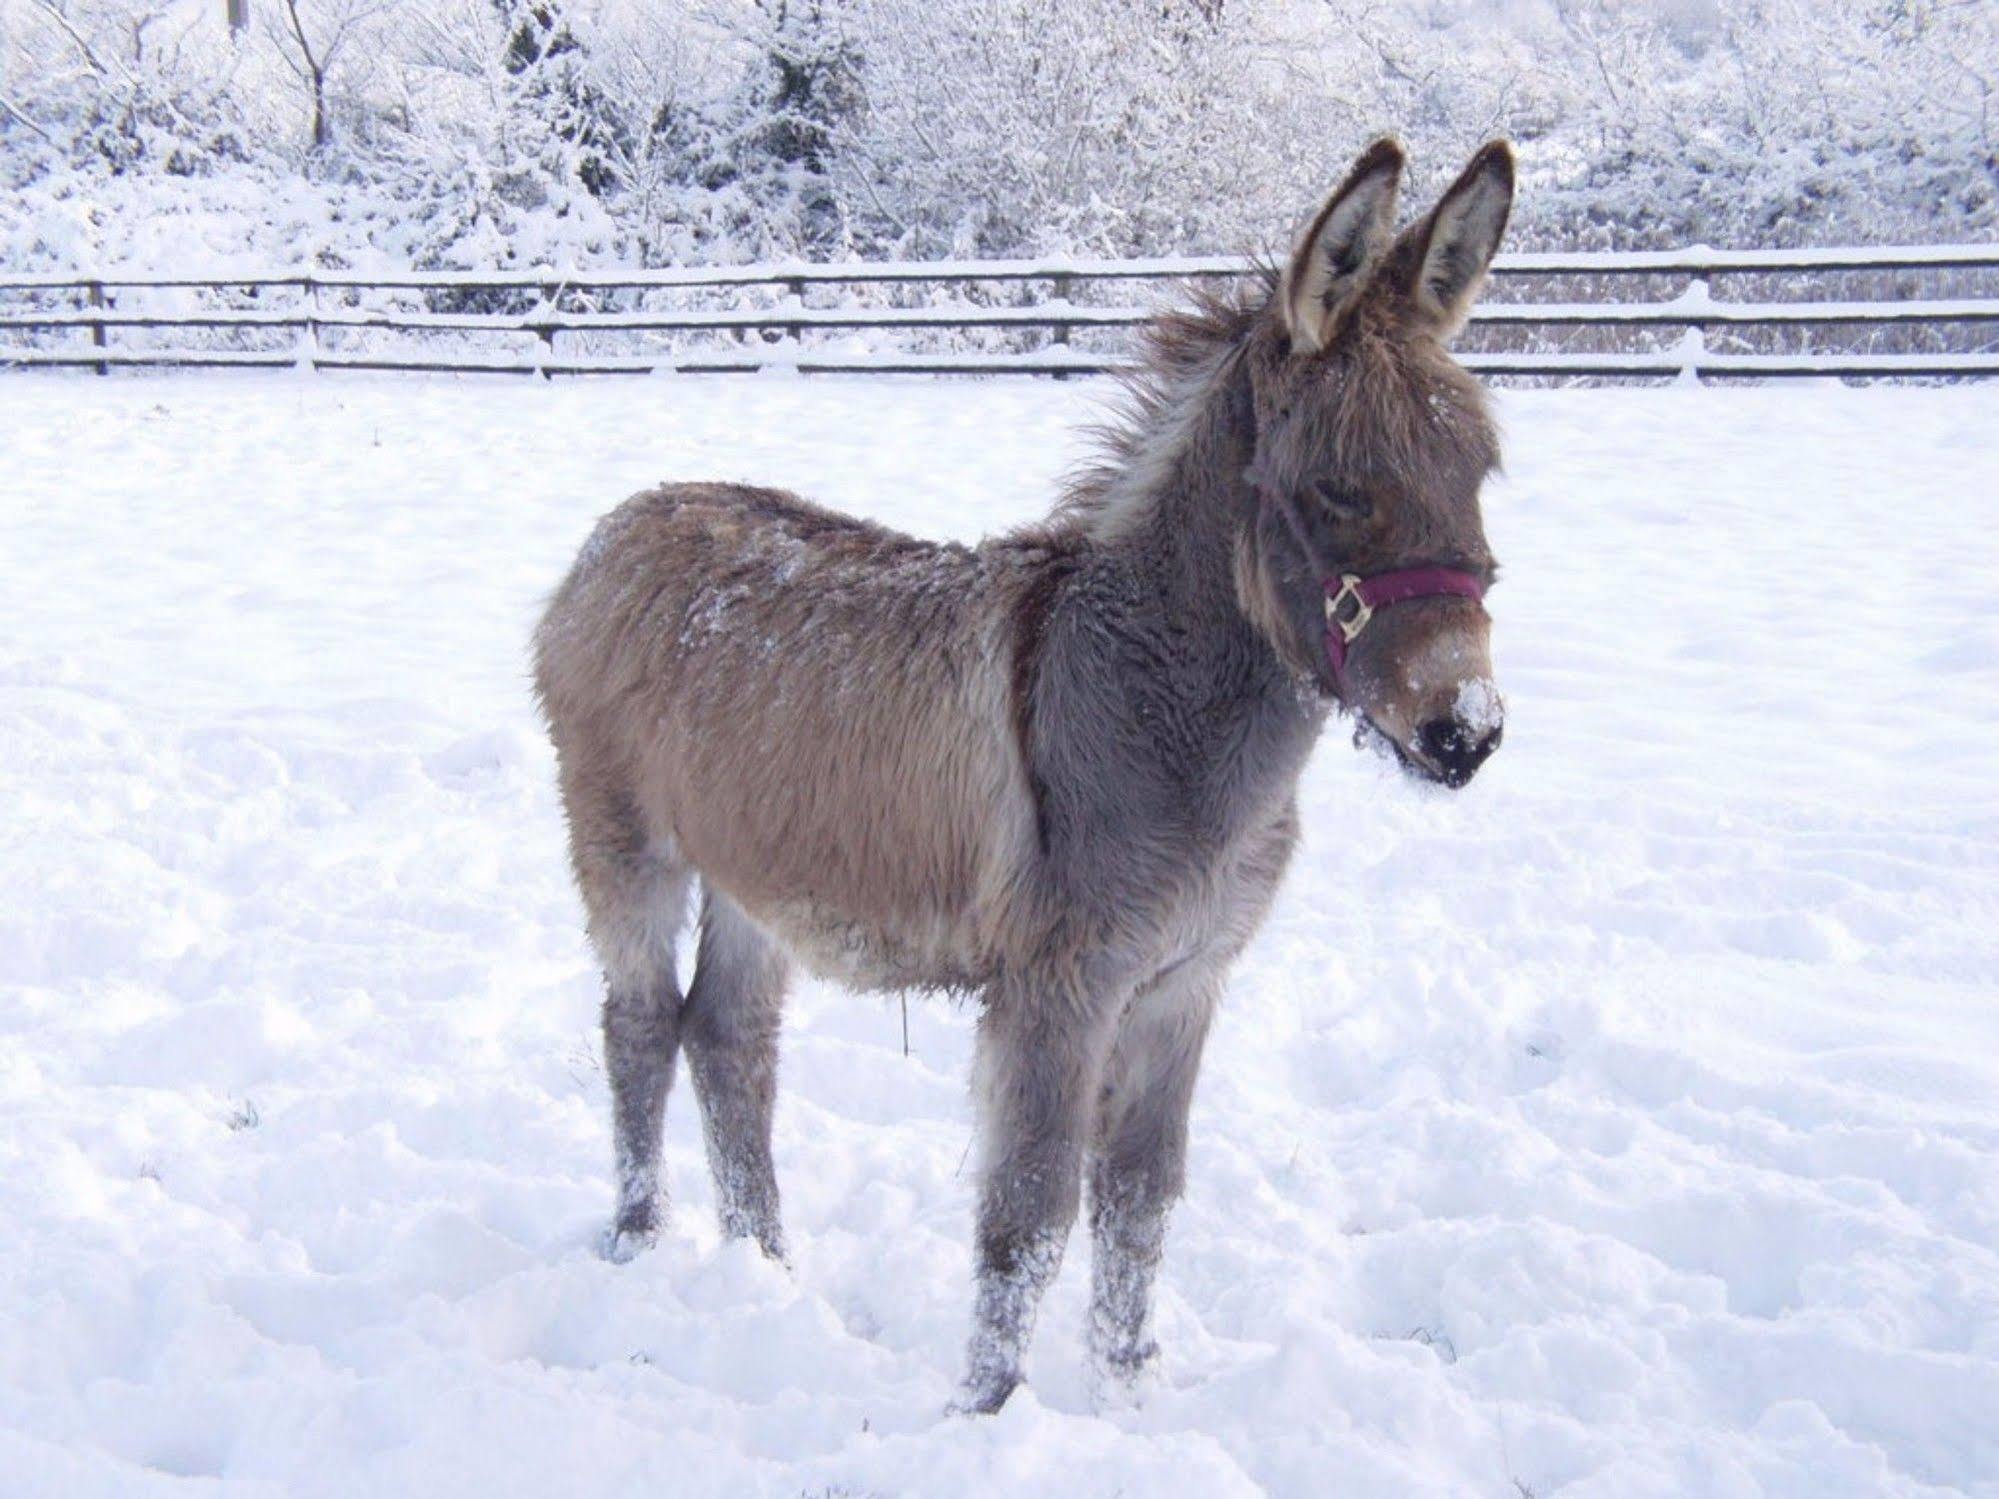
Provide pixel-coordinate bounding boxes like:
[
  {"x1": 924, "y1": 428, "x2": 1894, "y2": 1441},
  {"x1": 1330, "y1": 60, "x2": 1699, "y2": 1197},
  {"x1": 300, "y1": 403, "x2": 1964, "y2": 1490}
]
[
  {"x1": 1089, "y1": 1337, "x2": 1162, "y2": 1409},
  {"x1": 1093, "y1": 1335, "x2": 1160, "y2": 1379},
  {"x1": 599, "y1": 1216, "x2": 660, "y2": 1264},
  {"x1": 946, "y1": 1368, "x2": 1021, "y2": 1417},
  {"x1": 718, "y1": 1208, "x2": 790, "y2": 1268}
]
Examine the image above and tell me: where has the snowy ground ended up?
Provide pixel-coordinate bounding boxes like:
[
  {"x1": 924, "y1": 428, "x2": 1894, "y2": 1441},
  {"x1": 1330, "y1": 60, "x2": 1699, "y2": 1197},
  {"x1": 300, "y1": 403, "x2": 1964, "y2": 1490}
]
[{"x1": 2, "y1": 371, "x2": 1996, "y2": 1498}]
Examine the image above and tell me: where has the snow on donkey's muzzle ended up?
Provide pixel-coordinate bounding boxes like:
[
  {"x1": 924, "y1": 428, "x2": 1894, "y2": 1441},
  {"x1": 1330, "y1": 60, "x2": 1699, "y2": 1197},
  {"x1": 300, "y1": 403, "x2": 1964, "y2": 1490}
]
[
  {"x1": 1413, "y1": 675, "x2": 1505, "y2": 787},
  {"x1": 1416, "y1": 714, "x2": 1502, "y2": 787}
]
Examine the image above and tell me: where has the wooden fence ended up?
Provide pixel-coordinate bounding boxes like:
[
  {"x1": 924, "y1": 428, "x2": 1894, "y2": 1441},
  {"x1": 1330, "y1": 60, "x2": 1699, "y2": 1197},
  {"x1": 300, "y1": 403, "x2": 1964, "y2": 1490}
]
[{"x1": 3, "y1": 243, "x2": 1997, "y2": 380}]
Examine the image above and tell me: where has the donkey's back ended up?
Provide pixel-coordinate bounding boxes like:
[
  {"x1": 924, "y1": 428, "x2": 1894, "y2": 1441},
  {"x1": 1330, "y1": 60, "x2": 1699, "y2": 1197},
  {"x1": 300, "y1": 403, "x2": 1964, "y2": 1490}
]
[{"x1": 533, "y1": 480, "x2": 1045, "y2": 994}]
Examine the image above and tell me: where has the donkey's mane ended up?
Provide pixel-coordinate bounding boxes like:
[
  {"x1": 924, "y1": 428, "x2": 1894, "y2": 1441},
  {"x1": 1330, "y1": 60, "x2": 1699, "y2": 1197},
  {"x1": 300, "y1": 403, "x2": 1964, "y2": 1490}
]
[{"x1": 1052, "y1": 270, "x2": 1274, "y2": 539}]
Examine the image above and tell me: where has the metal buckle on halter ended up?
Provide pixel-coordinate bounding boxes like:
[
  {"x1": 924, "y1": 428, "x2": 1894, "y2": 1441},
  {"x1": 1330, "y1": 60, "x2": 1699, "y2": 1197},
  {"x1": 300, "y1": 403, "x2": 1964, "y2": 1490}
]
[{"x1": 1324, "y1": 574, "x2": 1373, "y2": 644}]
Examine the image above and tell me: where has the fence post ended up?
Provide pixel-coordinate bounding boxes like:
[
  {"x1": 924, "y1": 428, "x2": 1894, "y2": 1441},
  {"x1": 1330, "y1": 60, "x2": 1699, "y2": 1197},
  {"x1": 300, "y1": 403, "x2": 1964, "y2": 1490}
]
[
  {"x1": 1674, "y1": 276, "x2": 1709, "y2": 384},
  {"x1": 1049, "y1": 271, "x2": 1072, "y2": 381},
  {"x1": 539, "y1": 281, "x2": 558, "y2": 377},
  {"x1": 785, "y1": 276, "x2": 805, "y2": 350},
  {"x1": 1673, "y1": 326, "x2": 1706, "y2": 385},
  {"x1": 303, "y1": 274, "x2": 320, "y2": 372},
  {"x1": 88, "y1": 279, "x2": 107, "y2": 375}
]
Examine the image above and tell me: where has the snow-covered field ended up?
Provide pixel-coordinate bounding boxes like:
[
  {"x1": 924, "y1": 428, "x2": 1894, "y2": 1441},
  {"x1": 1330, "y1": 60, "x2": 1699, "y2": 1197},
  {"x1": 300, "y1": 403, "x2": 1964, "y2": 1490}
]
[{"x1": 2, "y1": 371, "x2": 1996, "y2": 1497}]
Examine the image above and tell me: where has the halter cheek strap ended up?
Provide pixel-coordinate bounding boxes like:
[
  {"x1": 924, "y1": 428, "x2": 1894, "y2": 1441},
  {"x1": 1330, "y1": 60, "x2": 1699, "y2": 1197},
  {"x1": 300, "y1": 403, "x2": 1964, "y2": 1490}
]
[{"x1": 1262, "y1": 481, "x2": 1486, "y2": 695}]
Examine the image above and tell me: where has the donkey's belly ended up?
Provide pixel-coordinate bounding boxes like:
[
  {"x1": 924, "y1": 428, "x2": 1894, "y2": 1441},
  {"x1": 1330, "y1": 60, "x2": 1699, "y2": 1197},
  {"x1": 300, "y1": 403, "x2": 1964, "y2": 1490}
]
[{"x1": 738, "y1": 893, "x2": 992, "y2": 994}]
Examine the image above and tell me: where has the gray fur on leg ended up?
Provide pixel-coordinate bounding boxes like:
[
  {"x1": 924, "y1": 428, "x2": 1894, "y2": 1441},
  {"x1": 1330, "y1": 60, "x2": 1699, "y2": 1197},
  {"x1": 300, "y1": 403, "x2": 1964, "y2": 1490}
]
[
  {"x1": 954, "y1": 977, "x2": 1124, "y2": 1412},
  {"x1": 681, "y1": 890, "x2": 791, "y2": 1261},
  {"x1": 602, "y1": 978, "x2": 684, "y2": 1261},
  {"x1": 1086, "y1": 962, "x2": 1219, "y2": 1391},
  {"x1": 954, "y1": 1224, "x2": 1068, "y2": 1415},
  {"x1": 559, "y1": 773, "x2": 693, "y2": 1264}
]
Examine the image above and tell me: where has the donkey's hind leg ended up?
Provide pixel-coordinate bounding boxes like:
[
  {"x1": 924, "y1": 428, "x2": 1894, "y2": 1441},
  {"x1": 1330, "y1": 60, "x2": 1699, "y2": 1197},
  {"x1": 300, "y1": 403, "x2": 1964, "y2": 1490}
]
[
  {"x1": 560, "y1": 764, "x2": 694, "y2": 1262},
  {"x1": 681, "y1": 890, "x2": 791, "y2": 1261}
]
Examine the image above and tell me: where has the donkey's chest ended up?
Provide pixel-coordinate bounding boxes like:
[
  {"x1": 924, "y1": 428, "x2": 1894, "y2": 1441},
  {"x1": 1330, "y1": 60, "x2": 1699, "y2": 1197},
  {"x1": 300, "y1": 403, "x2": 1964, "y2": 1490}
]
[{"x1": 1162, "y1": 803, "x2": 1300, "y2": 942}]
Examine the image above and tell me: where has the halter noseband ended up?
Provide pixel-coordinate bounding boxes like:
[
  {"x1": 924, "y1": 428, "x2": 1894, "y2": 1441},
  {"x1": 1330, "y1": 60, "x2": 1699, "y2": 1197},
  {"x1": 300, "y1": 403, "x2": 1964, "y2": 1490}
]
[
  {"x1": 1320, "y1": 565, "x2": 1487, "y2": 689},
  {"x1": 1262, "y1": 481, "x2": 1487, "y2": 696}
]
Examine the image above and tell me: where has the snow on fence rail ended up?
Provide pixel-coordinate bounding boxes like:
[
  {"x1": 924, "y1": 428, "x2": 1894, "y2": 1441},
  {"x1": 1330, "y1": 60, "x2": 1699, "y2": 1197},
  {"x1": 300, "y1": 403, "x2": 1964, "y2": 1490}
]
[{"x1": 2, "y1": 243, "x2": 1996, "y2": 380}]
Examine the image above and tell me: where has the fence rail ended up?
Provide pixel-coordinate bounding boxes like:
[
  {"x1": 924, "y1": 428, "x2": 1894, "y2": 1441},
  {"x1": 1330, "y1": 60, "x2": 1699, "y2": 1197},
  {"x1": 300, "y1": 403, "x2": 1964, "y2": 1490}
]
[{"x1": 3, "y1": 243, "x2": 1996, "y2": 380}]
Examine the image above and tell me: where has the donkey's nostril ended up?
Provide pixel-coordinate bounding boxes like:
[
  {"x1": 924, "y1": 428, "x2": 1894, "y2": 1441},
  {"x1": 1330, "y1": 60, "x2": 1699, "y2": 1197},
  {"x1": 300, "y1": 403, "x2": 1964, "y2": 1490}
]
[{"x1": 1416, "y1": 716, "x2": 1503, "y2": 787}]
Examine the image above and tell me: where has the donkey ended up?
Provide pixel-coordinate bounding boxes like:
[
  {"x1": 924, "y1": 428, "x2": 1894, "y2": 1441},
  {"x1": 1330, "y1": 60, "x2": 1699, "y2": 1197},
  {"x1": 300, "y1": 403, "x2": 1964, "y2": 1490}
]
[{"x1": 533, "y1": 137, "x2": 1514, "y2": 1413}]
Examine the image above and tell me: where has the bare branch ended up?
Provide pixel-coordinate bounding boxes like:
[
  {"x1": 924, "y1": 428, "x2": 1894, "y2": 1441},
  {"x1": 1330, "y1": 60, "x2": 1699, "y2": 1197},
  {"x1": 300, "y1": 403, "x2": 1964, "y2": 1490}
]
[
  {"x1": 28, "y1": 0, "x2": 113, "y2": 77},
  {"x1": 0, "y1": 90, "x2": 56, "y2": 143},
  {"x1": 27, "y1": 0, "x2": 209, "y2": 139}
]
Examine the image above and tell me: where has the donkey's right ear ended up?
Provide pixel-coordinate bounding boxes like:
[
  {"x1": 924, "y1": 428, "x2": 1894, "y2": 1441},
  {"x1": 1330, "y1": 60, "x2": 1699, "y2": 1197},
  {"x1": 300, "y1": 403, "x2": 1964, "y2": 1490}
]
[{"x1": 1279, "y1": 137, "x2": 1405, "y2": 355}]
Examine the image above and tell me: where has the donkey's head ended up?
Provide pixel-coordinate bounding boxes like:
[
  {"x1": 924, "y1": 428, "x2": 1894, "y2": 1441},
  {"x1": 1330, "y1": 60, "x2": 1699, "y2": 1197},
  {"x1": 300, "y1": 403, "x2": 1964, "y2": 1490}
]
[{"x1": 1237, "y1": 138, "x2": 1513, "y2": 789}]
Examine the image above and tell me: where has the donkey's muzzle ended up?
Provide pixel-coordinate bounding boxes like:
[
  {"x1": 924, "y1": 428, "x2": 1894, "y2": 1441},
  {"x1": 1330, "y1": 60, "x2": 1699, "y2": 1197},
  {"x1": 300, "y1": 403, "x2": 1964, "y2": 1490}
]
[{"x1": 1417, "y1": 716, "x2": 1503, "y2": 788}]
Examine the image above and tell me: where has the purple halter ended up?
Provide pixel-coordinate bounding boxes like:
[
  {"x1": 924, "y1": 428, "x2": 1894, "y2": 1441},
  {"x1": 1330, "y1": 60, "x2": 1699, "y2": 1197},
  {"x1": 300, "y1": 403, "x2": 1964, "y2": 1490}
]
[
  {"x1": 1261, "y1": 479, "x2": 1486, "y2": 695},
  {"x1": 1320, "y1": 566, "x2": 1487, "y2": 690}
]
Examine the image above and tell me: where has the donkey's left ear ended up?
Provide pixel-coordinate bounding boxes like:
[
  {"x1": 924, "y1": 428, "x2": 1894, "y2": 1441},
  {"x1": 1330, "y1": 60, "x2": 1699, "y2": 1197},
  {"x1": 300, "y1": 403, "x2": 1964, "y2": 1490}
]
[{"x1": 1397, "y1": 140, "x2": 1515, "y2": 337}]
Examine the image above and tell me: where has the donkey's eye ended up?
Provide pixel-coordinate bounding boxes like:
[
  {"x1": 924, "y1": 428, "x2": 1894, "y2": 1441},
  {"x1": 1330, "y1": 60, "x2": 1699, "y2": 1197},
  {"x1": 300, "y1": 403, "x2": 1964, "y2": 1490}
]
[{"x1": 1312, "y1": 480, "x2": 1372, "y2": 522}]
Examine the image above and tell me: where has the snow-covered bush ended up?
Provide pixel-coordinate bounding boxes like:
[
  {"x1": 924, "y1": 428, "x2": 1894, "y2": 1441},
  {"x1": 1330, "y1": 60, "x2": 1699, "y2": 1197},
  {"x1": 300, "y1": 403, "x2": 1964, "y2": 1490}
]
[{"x1": 833, "y1": 0, "x2": 1308, "y2": 257}]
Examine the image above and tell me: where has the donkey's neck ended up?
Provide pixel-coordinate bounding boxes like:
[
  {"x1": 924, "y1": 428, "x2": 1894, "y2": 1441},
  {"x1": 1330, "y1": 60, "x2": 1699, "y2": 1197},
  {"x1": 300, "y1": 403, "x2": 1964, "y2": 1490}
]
[
  {"x1": 1086, "y1": 348, "x2": 1325, "y2": 815},
  {"x1": 1095, "y1": 348, "x2": 1256, "y2": 607},
  {"x1": 1095, "y1": 351, "x2": 1247, "y2": 579}
]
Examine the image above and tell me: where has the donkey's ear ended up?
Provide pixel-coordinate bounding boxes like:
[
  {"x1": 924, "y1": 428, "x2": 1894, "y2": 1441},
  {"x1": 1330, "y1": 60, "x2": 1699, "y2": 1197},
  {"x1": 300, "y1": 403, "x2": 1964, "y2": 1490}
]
[
  {"x1": 1396, "y1": 140, "x2": 1515, "y2": 337},
  {"x1": 1279, "y1": 136, "x2": 1405, "y2": 355}
]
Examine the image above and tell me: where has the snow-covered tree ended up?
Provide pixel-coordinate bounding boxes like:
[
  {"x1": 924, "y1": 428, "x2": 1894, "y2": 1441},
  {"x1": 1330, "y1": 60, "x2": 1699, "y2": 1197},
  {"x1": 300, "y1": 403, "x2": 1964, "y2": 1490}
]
[
  {"x1": 493, "y1": 0, "x2": 626, "y2": 199},
  {"x1": 0, "y1": 0, "x2": 1992, "y2": 271},
  {"x1": 264, "y1": 0, "x2": 387, "y2": 152}
]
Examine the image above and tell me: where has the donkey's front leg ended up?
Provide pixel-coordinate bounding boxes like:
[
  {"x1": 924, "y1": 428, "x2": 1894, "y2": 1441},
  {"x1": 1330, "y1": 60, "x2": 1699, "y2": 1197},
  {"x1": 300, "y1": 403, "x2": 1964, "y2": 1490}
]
[
  {"x1": 955, "y1": 975, "x2": 1125, "y2": 1414},
  {"x1": 1087, "y1": 961, "x2": 1220, "y2": 1391}
]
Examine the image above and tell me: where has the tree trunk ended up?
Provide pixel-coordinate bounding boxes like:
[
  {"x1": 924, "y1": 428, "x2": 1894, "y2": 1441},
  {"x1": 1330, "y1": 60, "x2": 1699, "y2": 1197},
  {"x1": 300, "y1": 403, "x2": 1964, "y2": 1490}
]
[{"x1": 227, "y1": 0, "x2": 249, "y2": 34}]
